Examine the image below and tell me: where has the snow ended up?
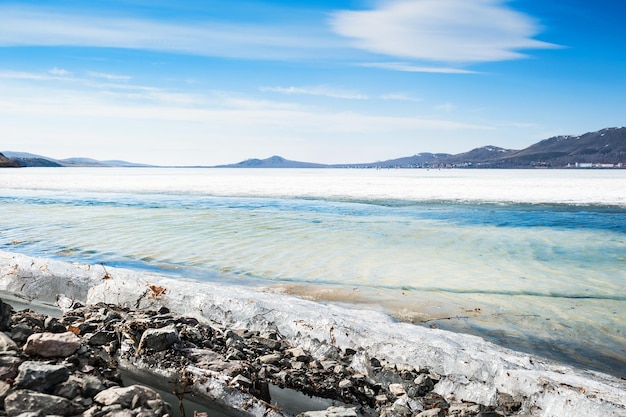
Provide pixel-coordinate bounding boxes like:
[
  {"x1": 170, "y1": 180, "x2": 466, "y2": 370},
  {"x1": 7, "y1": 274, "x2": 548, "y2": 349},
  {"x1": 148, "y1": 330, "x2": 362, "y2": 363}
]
[{"x1": 1, "y1": 250, "x2": 625, "y2": 417}]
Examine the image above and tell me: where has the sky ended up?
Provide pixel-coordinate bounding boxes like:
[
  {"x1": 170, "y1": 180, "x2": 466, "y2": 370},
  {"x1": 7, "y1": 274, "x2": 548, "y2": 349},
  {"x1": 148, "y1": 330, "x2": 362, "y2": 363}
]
[{"x1": 1, "y1": 0, "x2": 625, "y2": 166}]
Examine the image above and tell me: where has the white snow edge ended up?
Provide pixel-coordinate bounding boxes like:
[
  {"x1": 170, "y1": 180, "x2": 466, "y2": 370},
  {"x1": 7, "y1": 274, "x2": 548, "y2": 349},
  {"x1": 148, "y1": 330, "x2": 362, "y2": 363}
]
[{"x1": 0, "y1": 250, "x2": 624, "y2": 417}]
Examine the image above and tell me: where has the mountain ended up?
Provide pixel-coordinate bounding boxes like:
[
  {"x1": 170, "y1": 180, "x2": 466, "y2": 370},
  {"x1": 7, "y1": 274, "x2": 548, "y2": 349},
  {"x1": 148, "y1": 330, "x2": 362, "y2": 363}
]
[
  {"x1": 2, "y1": 152, "x2": 154, "y2": 168},
  {"x1": 215, "y1": 155, "x2": 328, "y2": 168},
  {"x1": 4, "y1": 127, "x2": 625, "y2": 169},
  {"x1": 501, "y1": 127, "x2": 626, "y2": 166},
  {"x1": 0, "y1": 152, "x2": 20, "y2": 168},
  {"x1": 333, "y1": 127, "x2": 625, "y2": 168}
]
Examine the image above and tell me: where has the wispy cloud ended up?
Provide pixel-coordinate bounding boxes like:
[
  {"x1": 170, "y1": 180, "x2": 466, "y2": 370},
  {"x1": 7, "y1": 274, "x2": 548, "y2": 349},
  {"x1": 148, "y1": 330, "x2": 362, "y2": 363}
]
[
  {"x1": 0, "y1": 6, "x2": 341, "y2": 60},
  {"x1": 362, "y1": 62, "x2": 477, "y2": 74},
  {"x1": 49, "y1": 67, "x2": 71, "y2": 76},
  {"x1": 87, "y1": 71, "x2": 132, "y2": 82},
  {"x1": 379, "y1": 93, "x2": 422, "y2": 102},
  {"x1": 330, "y1": 0, "x2": 559, "y2": 64},
  {"x1": 260, "y1": 86, "x2": 368, "y2": 100}
]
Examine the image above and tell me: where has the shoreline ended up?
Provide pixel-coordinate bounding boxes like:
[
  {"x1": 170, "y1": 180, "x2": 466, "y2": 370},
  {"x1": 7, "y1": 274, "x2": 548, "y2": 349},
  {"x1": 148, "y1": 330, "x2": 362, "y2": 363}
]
[{"x1": 0, "y1": 250, "x2": 625, "y2": 416}]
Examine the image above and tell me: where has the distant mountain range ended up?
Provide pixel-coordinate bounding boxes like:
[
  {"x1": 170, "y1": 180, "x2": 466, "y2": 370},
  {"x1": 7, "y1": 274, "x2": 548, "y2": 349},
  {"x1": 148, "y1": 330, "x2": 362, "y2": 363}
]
[
  {"x1": 2, "y1": 127, "x2": 625, "y2": 169},
  {"x1": 0, "y1": 152, "x2": 154, "y2": 168},
  {"x1": 217, "y1": 127, "x2": 626, "y2": 169}
]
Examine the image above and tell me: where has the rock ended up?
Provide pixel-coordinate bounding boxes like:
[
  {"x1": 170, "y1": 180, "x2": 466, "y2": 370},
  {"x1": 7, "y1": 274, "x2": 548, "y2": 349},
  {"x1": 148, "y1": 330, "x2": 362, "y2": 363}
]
[
  {"x1": 0, "y1": 332, "x2": 18, "y2": 352},
  {"x1": 448, "y1": 403, "x2": 481, "y2": 416},
  {"x1": 137, "y1": 325, "x2": 179, "y2": 352},
  {"x1": 23, "y1": 332, "x2": 81, "y2": 357},
  {"x1": 10, "y1": 323, "x2": 34, "y2": 344},
  {"x1": 297, "y1": 406, "x2": 361, "y2": 417},
  {"x1": 0, "y1": 380, "x2": 11, "y2": 403},
  {"x1": 94, "y1": 385, "x2": 161, "y2": 408},
  {"x1": 338, "y1": 379, "x2": 354, "y2": 389},
  {"x1": 0, "y1": 352, "x2": 22, "y2": 379},
  {"x1": 0, "y1": 299, "x2": 12, "y2": 331},
  {"x1": 497, "y1": 392, "x2": 522, "y2": 413},
  {"x1": 414, "y1": 374, "x2": 435, "y2": 396},
  {"x1": 88, "y1": 331, "x2": 117, "y2": 346},
  {"x1": 286, "y1": 347, "x2": 309, "y2": 362},
  {"x1": 389, "y1": 383, "x2": 406, "y2": 397},
  {"x1": 44, "y1": 317, "x2": 67, "y2": 333},
  {"x1": 259, "y1": 353, "x2": 283, "y2": 364},
  {"x1": 4, "y1": 389, "x2": 83, "y2": 417},
  {"x1": 14, "y1": 361, "x2": 70, "y2": 393},
  {"x1": 416, "y1": 409, "x2": 444, "y2": 417}
]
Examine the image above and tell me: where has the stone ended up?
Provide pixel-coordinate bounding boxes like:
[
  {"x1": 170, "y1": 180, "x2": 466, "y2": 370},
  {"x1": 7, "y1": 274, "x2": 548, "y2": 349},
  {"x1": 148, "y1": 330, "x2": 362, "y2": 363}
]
[
  {"x1": 497, "y1": 392, "x2": 522, "y2": 413},
  {"x1": 297, "y1": 406, "x2": 360, "y2": 417},
  {"x1": 389, "y1": 383, "x2": 406, "y2": 397},
  {"x1": 0, "y1": 380, "x2": 11, "y2": 403},
  {"x1": 285, "y1": 347, "x2": 309, "y2": 362},
  {"x1": 0, "y1": 332, "x2": 19, "y2": 352},
  {"x1": 137, "y1": 325, "x2": 179, "y2": 352},
  {"x1": 44, "y1": 317, "x2": 67, "y2": 333},
  {"x1": 4, "y1": 389, "x2": 83, "y2": 417},
  {"x1": 23, "y1": 332, "x2": 81, "y2": 358},
  {"x1": 416, "y1": 409, "x2": 444, "y2": 417},
  {"x1": 414, "y1": 374, "x2": 435, "y2": 396},
  {"x1": 14, "y1": 361, "x2": 70, "y2": 393},
  {"x1": 338, "y1": 379, "x2": 354, "y2": 389},
  {"x1": 448, "y1": 403, "x2": 481, "y2": 416},
  {"x1": 94, "y1": 385, "x2": 161, "y2": 409},
  {"x1": 88, "y1": 331, "x2": 117, "y2": 346},
  {"x1": 0, "y1": 352, "x2": 22, "y2": 379},
  {"x1": 0, "y1": 299, "x2": 12, "y2": 331},
  {"x1": 10, "y1": 323, "x2": 34, "y2": 344},
  {"x1": 259, "y1": 353, "x2": 283, "y2": 364}
]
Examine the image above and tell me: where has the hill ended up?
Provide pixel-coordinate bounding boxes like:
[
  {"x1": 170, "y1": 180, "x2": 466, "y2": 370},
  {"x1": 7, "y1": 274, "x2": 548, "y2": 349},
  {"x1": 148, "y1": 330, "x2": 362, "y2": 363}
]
[
  {"x1": 2, "y1": 152, "x2": 153, "y2": 168},
  {"x1": 215, "y1": 155, "x2": 328, "y2": 168},
  {"x1": 501, "y1": 127, "x2": 626, "y2": 166},
  {"x1": 0, "y1": 152, "x2": 20, "y2": 168}
]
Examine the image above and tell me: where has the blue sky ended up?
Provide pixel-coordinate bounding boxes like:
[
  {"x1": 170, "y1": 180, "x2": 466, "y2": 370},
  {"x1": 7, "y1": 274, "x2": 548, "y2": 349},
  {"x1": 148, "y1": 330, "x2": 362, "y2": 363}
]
[{"x1": 1, "y1": 0, "x2": 624, "y2": 165}]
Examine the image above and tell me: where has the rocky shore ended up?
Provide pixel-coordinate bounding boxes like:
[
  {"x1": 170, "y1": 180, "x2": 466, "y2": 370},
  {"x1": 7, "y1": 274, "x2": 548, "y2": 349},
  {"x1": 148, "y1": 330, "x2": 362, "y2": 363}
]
[{"x1": 0, "y1": 297, "x2": 527, "y2": 417}]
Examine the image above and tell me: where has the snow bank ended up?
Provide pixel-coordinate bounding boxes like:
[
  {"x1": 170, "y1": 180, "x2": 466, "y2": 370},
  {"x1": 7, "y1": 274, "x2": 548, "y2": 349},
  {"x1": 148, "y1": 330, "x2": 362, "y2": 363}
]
[{"x1": 1, "y1": 250, "x2": 624, "y2": 417}]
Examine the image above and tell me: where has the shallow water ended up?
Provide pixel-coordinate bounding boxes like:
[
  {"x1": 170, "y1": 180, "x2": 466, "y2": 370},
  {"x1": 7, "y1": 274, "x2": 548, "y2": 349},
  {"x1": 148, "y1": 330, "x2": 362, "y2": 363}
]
[{"x1": 1, "y1": 167, "x2": 624, "y2": 376}]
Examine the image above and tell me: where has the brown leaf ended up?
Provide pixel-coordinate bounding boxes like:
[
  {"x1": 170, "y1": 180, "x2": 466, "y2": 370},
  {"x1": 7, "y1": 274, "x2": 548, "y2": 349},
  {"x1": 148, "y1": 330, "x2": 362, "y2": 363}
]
[{"x1": 149, "y1": 284, "x2": 167, "y2": 298}]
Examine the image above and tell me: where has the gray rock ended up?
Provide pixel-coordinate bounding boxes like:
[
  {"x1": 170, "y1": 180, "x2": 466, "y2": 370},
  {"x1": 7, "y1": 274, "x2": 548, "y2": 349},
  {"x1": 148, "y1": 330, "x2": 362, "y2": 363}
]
[
  {"x1": 0, "y1": 352, "x2": 22, "y2": 379},
  {"x1": 415, "y1": 409, "x2": 444, "y2": 417},
  {"x1": 23, "y1": 332, "x2": 81, "y2": 358},
  {"x1": 88, "y1": 331, "x2": 117, "y2": 347},
  {"x1": 0, "y1": 299, "x2": 12, "y2": 331},
  {"x1": 448, "y1": 403, "x2": 481, "y2": 416},
  {"x1": 44, "y1": 317, "x2": 67, "y2": 333},
  {"x1": 14, "y1": 361, "x2": 70, "y2": 393},
  {"x1": 0, "y1": 380, "x2": 11, "y2": 403},
  {"x1": 4, "y1": 389, "x2": 83, "y2": 417},
  {"x1": 94, "y1": 385, "x2": 161, "y2": 409},
  {"x1": 0, "y1": 332, "x2": 18, "y2": 352},
  {"x1": 297, "y1": 406, "x2": 361, "y2": 417},
  {"x1": 285, "y1": 347, "x2": 309, "y2": 362},
  {"x1": 137, "y1": 325, "x2": 179, "y2": 352},
  {"x1": 10, "y1": 323, "x2": 34, "y2": 344},
  {"x1": 414, "y1": 374, "x2": 435, "y2": 396},
  {"x1": 259, "y1": 353, "x2": 282, "y2": 364}
]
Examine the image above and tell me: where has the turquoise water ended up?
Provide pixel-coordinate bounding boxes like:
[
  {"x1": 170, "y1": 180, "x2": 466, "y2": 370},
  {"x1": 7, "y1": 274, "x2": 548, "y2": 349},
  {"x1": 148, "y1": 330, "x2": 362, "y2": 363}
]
[{"x1": 1, "y1": 168, "x2": 625, "y2": 376}]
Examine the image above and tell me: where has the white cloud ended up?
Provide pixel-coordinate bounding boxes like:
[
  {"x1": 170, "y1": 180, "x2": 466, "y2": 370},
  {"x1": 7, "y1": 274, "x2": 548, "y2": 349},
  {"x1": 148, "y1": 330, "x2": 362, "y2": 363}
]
[
  {"x1": 49, "y1": 67, "x2": 71, "y2": 76},
  {"x1": 379, "y1": 93, "x2": 422, "y2": 102},
  {"x1": 0, "y1": 6, "x2": 341, "y2": 60},
  {"x1": 260, "y1": 86, "x2": 368, "y2": 100},
  {"x1": 87, "y1": 71, "x2": 132, "y2": 82},
  {"x1": 330, "y1": 0, "x2": 559, "y2": 63},
  {"x1": 362, "y1": 62, "x2": 476, "y2": 74}
]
